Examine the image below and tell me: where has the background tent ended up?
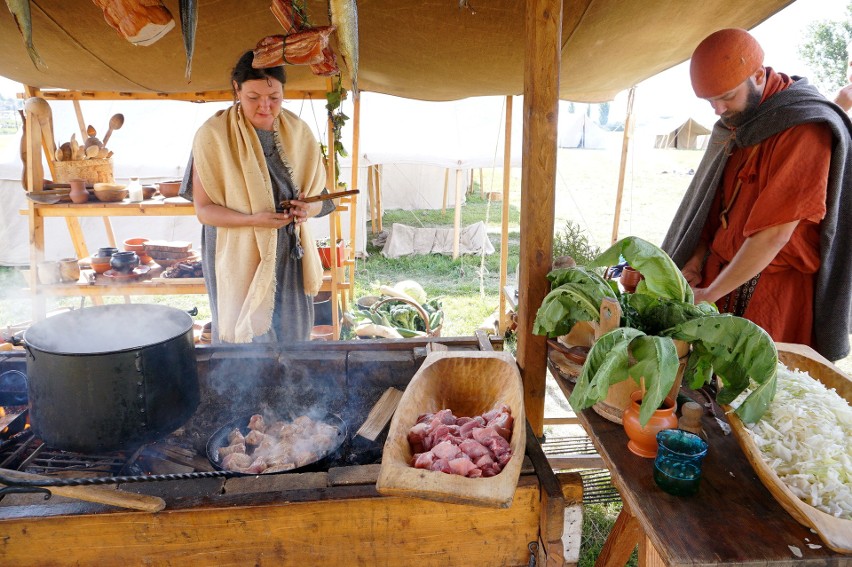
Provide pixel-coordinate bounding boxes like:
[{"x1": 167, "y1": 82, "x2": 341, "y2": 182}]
[
  {"x1": 654, "y1": 117, "x2": 712, "y2": 149},
  {"x1": 558, "y1": 113, "x2": 609, "y2": 149}
]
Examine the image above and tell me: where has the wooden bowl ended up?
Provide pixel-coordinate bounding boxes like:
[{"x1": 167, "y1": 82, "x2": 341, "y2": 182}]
[
  {"x1": 157, "y1": 180, "x2": 182, "y2": 198},
  {"x1": 376, "y1": 351, "x2": 526, "y2": 508},
  {"x1": 725, "y1": 343, "x2": 852, "y2": 553},
  {"x1": 93, "y1": 183, "x2": 128, "y2": 203}
]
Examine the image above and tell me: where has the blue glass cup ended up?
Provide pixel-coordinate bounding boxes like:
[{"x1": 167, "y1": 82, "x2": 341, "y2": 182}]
[{"x1": 653, "y1": 429, "x2": 708, "y2": 496}]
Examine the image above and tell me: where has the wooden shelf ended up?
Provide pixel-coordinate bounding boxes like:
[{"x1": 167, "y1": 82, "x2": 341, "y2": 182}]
[{"x1": 21, "y1": 198, "x2": 196, "y2": 217}]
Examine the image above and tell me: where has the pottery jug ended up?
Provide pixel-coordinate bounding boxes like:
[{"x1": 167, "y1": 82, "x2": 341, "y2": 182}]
[
  {"x1": 622, "y1": 390, "x2": 678, "y2": 458},
  {"x1": 69, "y1": 178, "x2": 88, "y2": 204},
  {"x1": 620, "y1": 265, "x2": 642, "y2": 293}
]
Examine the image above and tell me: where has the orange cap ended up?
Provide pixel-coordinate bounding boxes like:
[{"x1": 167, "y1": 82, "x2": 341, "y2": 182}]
[{"x1": 690, "y1": 29, "x2": 764, "y2": 98}]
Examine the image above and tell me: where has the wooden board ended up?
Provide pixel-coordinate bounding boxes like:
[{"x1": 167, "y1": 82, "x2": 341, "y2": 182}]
[
  {"x1": 726, "y1": 343, "x2": 852, "y2": 554},
  {"x1": 376, "y1": 351, "x2": 526, "y2": 508},
  {"x1": 150, "y1": 277, "x2": 205, "y2": 285},
  {"x1": 356, "y1": 387, "x2": 403, "y2": 441}
]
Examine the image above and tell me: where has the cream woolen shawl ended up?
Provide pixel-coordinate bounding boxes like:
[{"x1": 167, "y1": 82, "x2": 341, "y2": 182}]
[{"x1": 192, "y1": 106, "x2": 325, "y2": 343}]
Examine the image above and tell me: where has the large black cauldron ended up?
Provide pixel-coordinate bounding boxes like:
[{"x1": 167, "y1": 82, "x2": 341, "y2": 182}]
[{"x1": 23, "y1": 304, "x2": 199, "y2": 452}]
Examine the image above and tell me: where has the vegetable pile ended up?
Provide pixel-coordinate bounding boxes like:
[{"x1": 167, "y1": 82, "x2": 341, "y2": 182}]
[
  {"x1": 353, "y1": 280, "x2": 443, "y2": 339},
  {"x1": 730, "y1": 364, "x2": 852, "y2": 519},
  {"x1": 534, "y1": 236, "x2": 778, "y2": 425}
]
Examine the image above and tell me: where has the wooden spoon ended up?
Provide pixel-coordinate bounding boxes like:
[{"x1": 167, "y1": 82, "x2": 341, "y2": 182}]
[{"x1": 102, "y1": 113, "x2": 125, "y2": 147}]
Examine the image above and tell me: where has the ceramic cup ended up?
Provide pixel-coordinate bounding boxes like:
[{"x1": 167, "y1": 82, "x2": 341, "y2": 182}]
[
  {"x1": 58, "y1": 257, "x2": 81, "y2": 283},
  {"x1": 37, "y1": 261, "x2": 62, "y2": 285}
]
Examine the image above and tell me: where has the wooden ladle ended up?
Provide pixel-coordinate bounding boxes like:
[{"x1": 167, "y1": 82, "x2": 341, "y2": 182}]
[{"x1": 102, "y1": 113, "x2": 125, "y2": 147}]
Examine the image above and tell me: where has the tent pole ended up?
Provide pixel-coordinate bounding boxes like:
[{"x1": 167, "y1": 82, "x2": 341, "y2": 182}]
[
  {"x1": 350, "y1": 96, "x2": 360, "y2": 256},
  {"x1": 517, "y1": 0, "x2": 561, "y2": 437},
  {"x1": 611, "y1": 86, "x2": 636, "y2": 244},
  {"x1": 498, "y1": 96, "x2": 513, "y2": 333},
  {"x1": 452, "y1": 169, "x2": 462, "y2": 259},
  {"x1": 442, "y1": 169, "x2": 449, "y2": 215}
]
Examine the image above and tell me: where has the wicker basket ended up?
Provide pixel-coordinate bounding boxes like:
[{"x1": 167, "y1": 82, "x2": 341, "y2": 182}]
[
  {"x1": 53, "y1": 158, "x2": 114, "y2": 184},
  {"x1": 371, "y1": 297, "x2": 442, "y2": 337}
]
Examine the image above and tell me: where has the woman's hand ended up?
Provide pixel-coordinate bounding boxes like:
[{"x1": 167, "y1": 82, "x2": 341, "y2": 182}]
[
  {"x1": 286, "y1": 193, "x2": 322, "y2": 225},
  {"x1": 251, "y1": 210, "x2": 295, "y2": 229}
]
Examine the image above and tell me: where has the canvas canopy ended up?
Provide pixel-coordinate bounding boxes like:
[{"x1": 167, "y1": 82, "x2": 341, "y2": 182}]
[
  {"x1": 654, "y1": 117, "x2": 712, "y2": 150},
  {"x1": 0, "y1": 0, "x2": 793, "y2": 102}
]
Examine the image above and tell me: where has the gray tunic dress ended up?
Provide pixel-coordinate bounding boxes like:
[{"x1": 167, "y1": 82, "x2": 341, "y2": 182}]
[{"x1": 181, "y1": 128, "x2": 334, "y2": 344}]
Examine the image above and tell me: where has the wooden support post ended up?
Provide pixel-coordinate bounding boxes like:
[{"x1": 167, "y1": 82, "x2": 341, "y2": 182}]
[
  {"x1": 374, "y1": 165, "x2": 383, "y2": 233},
  {"x1": 595, "y1": 508, "x2": 641, "y2": 567},
  {"x1": 326, "y1": 80, "x2": 340, "y2": 340},
  {"x1": 452, "y1": 169, "x2": 463, "y2": 260},
  {"x1": 72, "y1": 99, "x2": 87, "y2": 140},
  {"x1": 611, "y1": 86, "x2": 636, "y2": 244},
  {"x1": 498, "y1": 96, "x2": 513, "y2": 333},
  {"x1": 479, "y1": 168, "x2": 484, "y2": 197},
  {"x1": 517, "y1": 0, "x2": 561, "y2": 436},
  {"x1": 442, "y1": 168, "x2": 449, "y2": 215},
  {"x1": 367, "y1": 164, "x2": 377, "y2": 233},
  {"x1": 349, "y1": 96, "x2": 360, "y2": 258}
]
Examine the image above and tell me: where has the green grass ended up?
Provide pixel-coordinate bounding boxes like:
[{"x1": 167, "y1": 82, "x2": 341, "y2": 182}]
[{"x1": 580, "y1": 502, "x2": 637, "y2": 567}]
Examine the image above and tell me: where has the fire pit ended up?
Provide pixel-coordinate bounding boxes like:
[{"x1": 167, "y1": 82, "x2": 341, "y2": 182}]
[{"x1": 0, "y1": 335, "x2": 582, "y2": 566}]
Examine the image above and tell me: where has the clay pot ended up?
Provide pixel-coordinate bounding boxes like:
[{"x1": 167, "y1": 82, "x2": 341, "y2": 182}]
[
  {"x1": 620, "y1": 265, "x2": 643, "y2": 293},
  {"x1": 110, "y1": 251, "x2": 139, "y2": 274},
  {"x1": 96, "y1": 247, "x2": 119, "y2": 258},
  {"x1": 622, "y1": 390, "x2": 678, "y2": 458},
  {"x1": 124, "y1": 237, "x2": 151, "y2": 264},
  {"x1": 157, "y1": 180, "x2": 182, "y2": 198},
  {"x1": 58, "y1": 258, "x2": 81, "y2": 283},
  {"x1": 90, "y1": 256, "x2": 112, "y2": 274},
  {"x1": 68, "y1": 178, "x2": 89, "y2": 204}
]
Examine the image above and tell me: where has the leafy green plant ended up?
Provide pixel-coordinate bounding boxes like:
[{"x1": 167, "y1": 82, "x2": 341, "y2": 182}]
[
  {"x1": 533, "y1": 236, "x2": 778, "y2": 425},
  {"x1": 552, "y1": 220, "x2": 600, "y2": 266}
]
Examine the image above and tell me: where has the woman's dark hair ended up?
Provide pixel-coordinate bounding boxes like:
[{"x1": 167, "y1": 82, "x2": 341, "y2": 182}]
[{"x1": 231, "y1": 50, "x2": 286, "y2": 90}]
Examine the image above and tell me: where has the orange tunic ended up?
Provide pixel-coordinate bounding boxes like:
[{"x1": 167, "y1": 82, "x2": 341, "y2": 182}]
[{"x1": 701, "y1": 70, "x2": 831, "y2": 346}]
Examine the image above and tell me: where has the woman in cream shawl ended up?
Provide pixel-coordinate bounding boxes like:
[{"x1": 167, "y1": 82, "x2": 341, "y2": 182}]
[{"x1": 182, "y1": 51, "x2": 333, "y2": 343}]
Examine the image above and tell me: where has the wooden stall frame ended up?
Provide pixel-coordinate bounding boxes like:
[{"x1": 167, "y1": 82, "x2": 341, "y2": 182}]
[{"x1": 20, "y1": 87, "x2": 356, "y2": 329}]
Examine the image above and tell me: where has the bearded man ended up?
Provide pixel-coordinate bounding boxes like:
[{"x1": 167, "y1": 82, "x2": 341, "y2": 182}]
[{"x1": 662, "y1": 28, "x2": 852, "y2": 361}]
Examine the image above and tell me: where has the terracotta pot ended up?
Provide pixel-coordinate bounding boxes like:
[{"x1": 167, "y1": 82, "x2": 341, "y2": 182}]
[
  {"x1": 620, "y1": 265, "x2": 643, "y2": 293},
  {"x1": 592, "y1": 339, "x2": 690, "y2": 424},
  {"x1": 68, "y1": 178, "x2": 89, "y2": 204},
  {"x1": 622, "y1": 390, "x2": 678, "y2": 458}
]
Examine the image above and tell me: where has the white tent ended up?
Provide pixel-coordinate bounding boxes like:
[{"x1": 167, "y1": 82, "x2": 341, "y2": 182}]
[
  {"x1": 558, "y1": 113, "x2": 608, "y2": 149},
  {"x1": 654, "y1": 117, "x2": 711, "y2": 150}
]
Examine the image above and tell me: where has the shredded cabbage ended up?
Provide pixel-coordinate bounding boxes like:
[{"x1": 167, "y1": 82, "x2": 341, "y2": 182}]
[{"x1": 730, "y1": 363, "x2": 852, "y2": 520}]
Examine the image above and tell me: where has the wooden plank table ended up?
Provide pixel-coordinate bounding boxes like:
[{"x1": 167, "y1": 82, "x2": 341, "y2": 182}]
[{"x1": 548, "y1": 357, "x2": 850, "y2": 567}]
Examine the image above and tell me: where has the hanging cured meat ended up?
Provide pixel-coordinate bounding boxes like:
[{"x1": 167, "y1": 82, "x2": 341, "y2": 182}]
[
  {"x1": 252, "y1": 27, "x2": 335, "y2": 69},
  {"x1": 91, "y1": 0, "x2": 175, "y2": 46}
]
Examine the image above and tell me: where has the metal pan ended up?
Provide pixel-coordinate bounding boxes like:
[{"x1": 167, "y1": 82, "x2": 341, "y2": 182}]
[{"x1": 206, "y1": 412, "x2": 348, "y2": 475}]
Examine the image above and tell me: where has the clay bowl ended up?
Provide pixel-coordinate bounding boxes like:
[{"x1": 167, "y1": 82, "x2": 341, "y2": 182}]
[
  {"x1": 142, "y1": 185, "x2": 157, "y2": 200},
  {"x1": 123, "y1": 237, "x2": 151, "y2": 263},
  {"x1": 90, "y1": 255, "x2": 112, "y2": 274},
  {"x1": 157, "y1": 180, "x2": 182, "y2": 198},
  {"x1": 93, "y1": 183, "x2": 128, "y2": 203}
]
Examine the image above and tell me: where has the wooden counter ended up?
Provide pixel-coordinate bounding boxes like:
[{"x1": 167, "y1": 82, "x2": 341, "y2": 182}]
[{"x1": 548, "y1": 352, "x2": 850, "y2": 567}]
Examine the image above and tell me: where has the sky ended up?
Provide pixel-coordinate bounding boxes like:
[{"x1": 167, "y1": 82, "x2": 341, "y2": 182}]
[
  {"x1": 618, "y1": 0, "x2": 850, "y2": 127},
  {"x1": 0, "y1": 0, "x2": 848, "y2": 128}
]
